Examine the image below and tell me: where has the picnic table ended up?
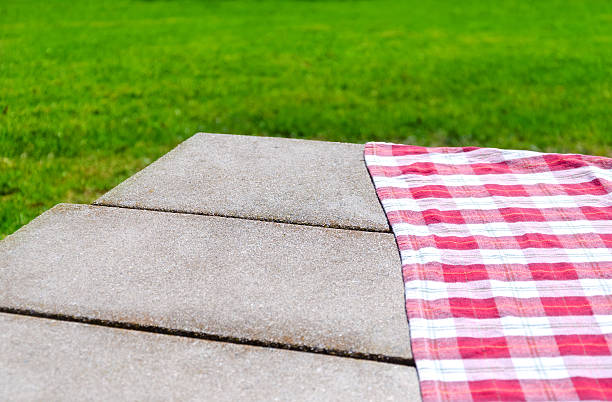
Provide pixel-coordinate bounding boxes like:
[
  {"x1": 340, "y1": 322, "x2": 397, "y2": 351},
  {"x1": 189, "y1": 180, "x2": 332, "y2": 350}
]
[{"x1": 0, "y1": 133, "x2": 419, "y2": 400}]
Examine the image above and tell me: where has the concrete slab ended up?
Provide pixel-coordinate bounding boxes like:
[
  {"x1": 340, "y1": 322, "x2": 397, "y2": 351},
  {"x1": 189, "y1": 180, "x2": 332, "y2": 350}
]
[
  {"x1": 0, "y1": 313, "x2": 420, "y2": 401},
  {"x1": 94, "y1": 133, "x2": 390, "y2": 232},
  {"x1": 0, "y1": 204, "x2": 410, "y2": 360}
]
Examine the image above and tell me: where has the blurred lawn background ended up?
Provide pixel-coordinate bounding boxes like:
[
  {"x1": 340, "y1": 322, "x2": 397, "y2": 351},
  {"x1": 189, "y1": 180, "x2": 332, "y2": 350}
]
[{"x1": 1, "y1": 0, "x2": 611, "y2": 238}]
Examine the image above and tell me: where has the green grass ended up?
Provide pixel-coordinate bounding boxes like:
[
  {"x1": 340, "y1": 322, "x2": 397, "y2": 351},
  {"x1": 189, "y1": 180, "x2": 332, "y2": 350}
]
[{"x1": 1, "y1": 0, "x2": 611, "y2": 238}]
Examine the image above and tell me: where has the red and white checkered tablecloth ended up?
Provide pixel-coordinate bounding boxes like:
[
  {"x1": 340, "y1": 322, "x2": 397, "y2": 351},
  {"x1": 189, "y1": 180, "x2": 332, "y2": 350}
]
[{"x1": 364, "y1": 142, "x2": 612, "y2": 401}]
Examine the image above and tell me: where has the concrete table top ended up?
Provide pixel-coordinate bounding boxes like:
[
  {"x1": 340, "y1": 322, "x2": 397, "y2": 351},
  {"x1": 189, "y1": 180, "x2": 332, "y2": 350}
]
[
  {"x1": 95, "y1": 133, "x2": 390, "y2": 232},
  {"x1": 0, "y1": 203, "x2": 410, "y2": 361},
  {"x1": 0, "y1": 312, "x2": 419, "y2": 401},
  {"x1": 2, "y1": 133, "x2": 420, "y2": 399}
]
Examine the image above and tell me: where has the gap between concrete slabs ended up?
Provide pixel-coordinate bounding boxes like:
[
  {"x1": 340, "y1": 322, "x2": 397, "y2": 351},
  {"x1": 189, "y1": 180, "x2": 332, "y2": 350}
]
[
  {"x1": 94, "y1": 133, "x2": 391, "y2": 232},
  {"x1": 0, "y1": 312, "x2": 420, "y2": 401},
  {"x1": 0, "y1": 203, "x2": 411, "y2": 362}
]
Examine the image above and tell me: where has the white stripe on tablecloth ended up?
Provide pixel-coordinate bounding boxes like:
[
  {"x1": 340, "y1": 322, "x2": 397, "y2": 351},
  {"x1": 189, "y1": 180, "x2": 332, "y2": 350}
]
[
  {"x1": 417, "y1": 355, "x2": 612, "y2": 382},
  {"x1": 399, "y1": 247, "x2": 612, "y2": 265},
  {"x1": 381, "y1": 194, "x2": 612, "y2": 212},
  {"x1": 369, "y1": 166, "x2": 612, "y2": 188},
  {"x1": 366, "y1": 148, "x2": 550, "y2": 166},
  {"x1": 405, "y1": 278, "x2": 612, "y2": 301},
  {"x1": 391, "y1": 220, "x2": 612, "y2": 237},
  {"x1": 409, "y1": 315, "x2": 612, "y2": 339}
]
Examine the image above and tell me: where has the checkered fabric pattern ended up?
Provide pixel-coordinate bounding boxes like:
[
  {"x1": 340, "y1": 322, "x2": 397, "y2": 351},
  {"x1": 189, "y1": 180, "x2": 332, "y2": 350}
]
[{"x1": 364, "y1": 142, "x2": 612, "y2": 401}]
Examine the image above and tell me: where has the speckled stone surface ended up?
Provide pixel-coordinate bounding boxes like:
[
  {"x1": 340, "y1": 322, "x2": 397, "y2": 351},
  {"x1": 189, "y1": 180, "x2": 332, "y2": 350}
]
[
  {"x1": 0, "y1": 313, "x2": 419, "y2": 401},
  {"x1": 94, "y1": 133, "x2": 390, "y2": 232},
  {"x1": 0, "y1": 204, "x2": 410, "y2": 359}
]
